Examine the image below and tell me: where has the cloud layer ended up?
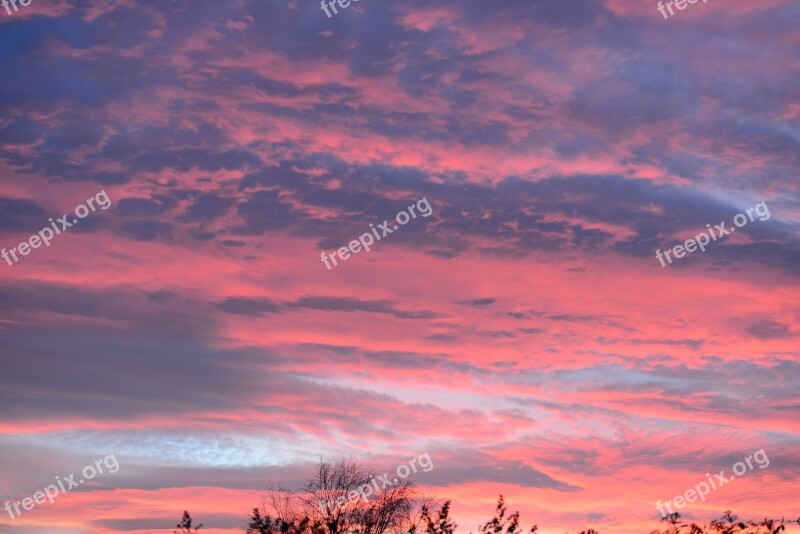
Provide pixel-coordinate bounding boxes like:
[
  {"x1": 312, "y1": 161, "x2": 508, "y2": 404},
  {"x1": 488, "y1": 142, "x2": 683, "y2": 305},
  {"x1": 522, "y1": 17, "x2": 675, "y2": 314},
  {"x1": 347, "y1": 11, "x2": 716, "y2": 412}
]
[{"x1": 0, "y1": 0, "x2": 798, "y2": 533}]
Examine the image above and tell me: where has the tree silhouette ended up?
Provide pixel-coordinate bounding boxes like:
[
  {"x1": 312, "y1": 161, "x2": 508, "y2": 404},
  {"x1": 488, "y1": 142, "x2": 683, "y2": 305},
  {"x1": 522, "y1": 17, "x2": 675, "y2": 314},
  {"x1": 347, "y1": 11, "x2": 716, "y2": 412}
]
[
  {"x1": 419, "y1": 501, "x2": 457, "y2": 534},
  {"x1": 247, "y1": 458, "x2": 422, "y2": 534},
  {"x1": 247, "y1": 507, "x2": 324, "y2": 534},
  {"x1": 649, "y1": 510, "x2": 790, "y2": 534},
  {"x1": 174, "y1": 511, "x2": 202, "y2": 533},
  {"x1": 170, "y1": 458, "x2": 797, "y2": 534},
  {"x1": 475, "y1": 496, "x2": 536, "y2": 534}
]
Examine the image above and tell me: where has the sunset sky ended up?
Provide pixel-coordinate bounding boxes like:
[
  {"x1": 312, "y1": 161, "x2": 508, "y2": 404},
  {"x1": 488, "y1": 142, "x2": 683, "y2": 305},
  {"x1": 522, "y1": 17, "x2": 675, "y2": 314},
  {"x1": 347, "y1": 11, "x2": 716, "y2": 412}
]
[{"x1": 0, "y1": 0, "x2": 799, "y2": 533}]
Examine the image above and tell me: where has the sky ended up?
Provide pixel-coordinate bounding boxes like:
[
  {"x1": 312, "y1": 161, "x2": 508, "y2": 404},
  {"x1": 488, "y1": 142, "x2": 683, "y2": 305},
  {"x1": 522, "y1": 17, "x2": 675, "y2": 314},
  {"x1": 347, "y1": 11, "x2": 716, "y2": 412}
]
[{"x1": 0, "y1": 0, "x2": 799, "y2": 533}]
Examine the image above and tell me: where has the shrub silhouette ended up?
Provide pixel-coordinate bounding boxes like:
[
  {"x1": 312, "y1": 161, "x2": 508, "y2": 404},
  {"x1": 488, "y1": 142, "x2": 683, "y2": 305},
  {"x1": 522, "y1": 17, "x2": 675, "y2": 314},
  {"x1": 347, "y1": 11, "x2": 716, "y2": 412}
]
[
  {"x1": 246, "y1": 458, "x2": 421, "y2": 534},
  {"x1": 176, "y1": 463, "x2": 798, "y2": 534},
  {"x1": 417, "y1": 500, "x2": 457, "y2": 534},
  {"x1": 649, "y1": 511, "x2": 790, "y2": 534},
  {"x1": 238, "y1": 496, "x2": 795, "y2": 534},
  {"x1": 475, "y1": 495, "x2": 536, "y2": 534},
  {"x1": 174, "y1": 510, "x2": 202, "y2": 533},
  {"x1": 247, "y1": 508, "x2": 325, "y2": 534}
]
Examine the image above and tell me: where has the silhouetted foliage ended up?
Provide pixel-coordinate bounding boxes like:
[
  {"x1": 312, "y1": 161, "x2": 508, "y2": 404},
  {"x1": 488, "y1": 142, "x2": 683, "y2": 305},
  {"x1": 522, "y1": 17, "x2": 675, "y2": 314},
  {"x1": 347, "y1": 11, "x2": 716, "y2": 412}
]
[
  {"x1": 230, "y1": 459, "x2": 798, "y2": 534},
  {"x1": 474, "y1": 496, "x2": 536, "y2": 534},
  {"x1": 419, "y1": 501, "x2": 457, "y2": 534},
  {"x1": 247, "y1": 459, "x2": 425, "y2": 534},
  {"x1": 649, "y1": 510, "x2": 790, "y2": 534},
  {"x1": 174, "y1": 510, "x2": 202, "y2": 533},
  {"x1": 247, "y1": 508, "x2": 324, "y2": 534}
]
